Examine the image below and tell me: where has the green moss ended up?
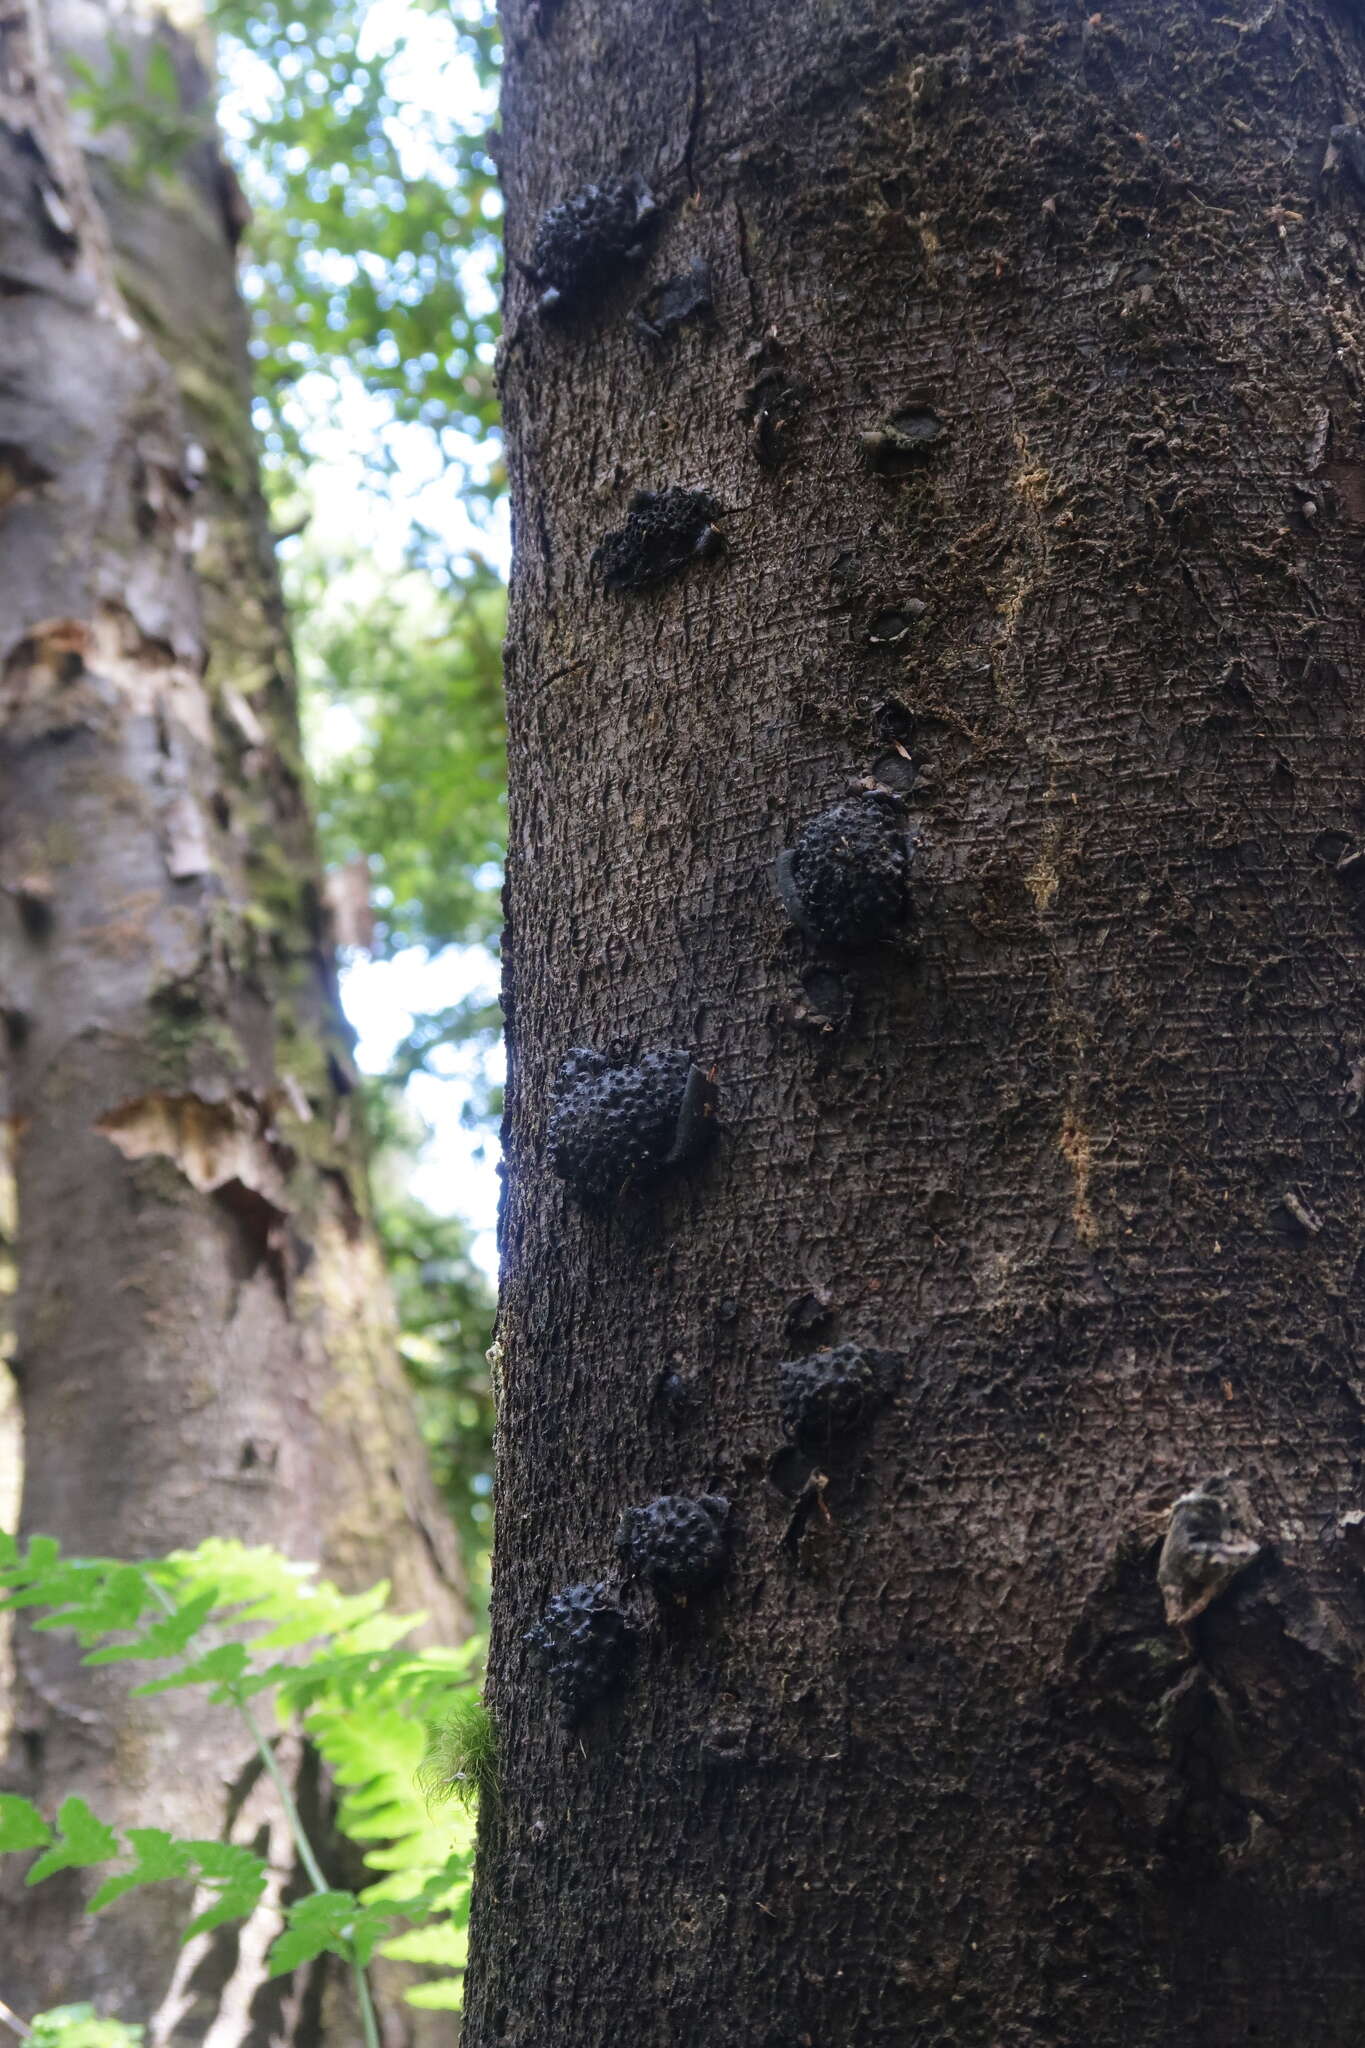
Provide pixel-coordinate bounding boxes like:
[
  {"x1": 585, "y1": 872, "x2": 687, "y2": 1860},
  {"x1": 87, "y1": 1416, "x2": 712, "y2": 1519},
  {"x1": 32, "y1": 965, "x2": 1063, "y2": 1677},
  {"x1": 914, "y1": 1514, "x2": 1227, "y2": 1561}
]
[
  {"x1": 126, "y1": 1154, "x2": 199, "y2": 1207},
  {"x1": 115, "y1": 269, "x2": 173, "y2": 342},
  {"x1": 416, "y1": 1693, "x2": 498, "y2": 1814}
]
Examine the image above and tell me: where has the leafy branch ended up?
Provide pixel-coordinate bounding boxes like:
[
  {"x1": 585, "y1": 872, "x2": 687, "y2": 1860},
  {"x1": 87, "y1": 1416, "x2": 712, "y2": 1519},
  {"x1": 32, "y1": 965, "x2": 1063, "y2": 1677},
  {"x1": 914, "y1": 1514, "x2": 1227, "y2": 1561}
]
[{"x1": 0, "y1": 1535, "x2": 488, "y2": 2034}]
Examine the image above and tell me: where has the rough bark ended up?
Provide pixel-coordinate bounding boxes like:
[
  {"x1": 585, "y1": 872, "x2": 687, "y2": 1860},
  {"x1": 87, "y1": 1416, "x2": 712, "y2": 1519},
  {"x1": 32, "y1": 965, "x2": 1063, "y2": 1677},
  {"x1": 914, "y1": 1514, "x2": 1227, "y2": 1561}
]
[
  {"x1": 0, "y1": 3, "x2": 464, "y2": 2034},
  {"x1": 471, "y1": 0, "x2": 1365, "y2": 2042}
]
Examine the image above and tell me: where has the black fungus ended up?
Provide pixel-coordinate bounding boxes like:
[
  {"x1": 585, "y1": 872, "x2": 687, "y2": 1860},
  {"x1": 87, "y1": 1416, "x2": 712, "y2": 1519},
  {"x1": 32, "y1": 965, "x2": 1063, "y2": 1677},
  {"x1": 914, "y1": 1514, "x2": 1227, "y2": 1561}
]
[
  {"x1": 634, "y1": 262, "x2": 713, "y2": 341},
  {"x1": 524, "y1": 178, "x2": 658, "y2": 316},
  {"x1": 1331, "y1": 124, "x2": 1365, "y2": 192},
  {"x1": 654, "y1": 1367, "x2": 693, "y2": 1420},
  {"x1": 777, "y1": 1343, "x2": 903, "y2": 1450},
  {"x1": 593, "y1": 487, "x2": 724, "y2": 593},
  {"x1": 14, "y1": 877, "x2": 54, "y2": 938},
  {"x1": 798, "y1": 963, "x2": 852, "y2": 1028},
  {"x1": 1337, "y1": 847, "x2": 1365, "y2": 894},
  {"x1": 616, "y1": 1494, "x2": 731, "y2": 1597},
  {"x1": 869, "y1": 749, "x2": 917, "y2": 795},
  {"x1": 775, "y1": 789, "x2": 913, "y2": 947},
  {"x1": 548, "y1": 1045, "x2": 715, "y2": 1202},
  {"x1": 524, "y1": 1581, "x2": 637, "y2": 1726},
  {"x1": 784, "y1": 1289, "x2": 835, "y2": 1341}
]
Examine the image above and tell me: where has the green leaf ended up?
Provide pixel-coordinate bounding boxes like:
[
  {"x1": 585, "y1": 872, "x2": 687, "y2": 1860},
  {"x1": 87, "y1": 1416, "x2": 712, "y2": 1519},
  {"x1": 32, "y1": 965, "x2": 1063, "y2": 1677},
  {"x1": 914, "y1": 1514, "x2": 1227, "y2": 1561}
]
[
  {"x1": 132, "y1": 1640, "x2": 250, "y2": 1696},
  {"x1": 86, "y1": 1831, "x2": 268, "y2": 1934},
  {"x1": 84, "y1": 1587, "x2": 217, "y2": 1664},
  {"x1": 145, "y1": 42, "x2": 178, "y2": 103},
  {"x1": 29, "y1": 2004, "x2": 144, "y2": 2047},
  {"x1": 180, "y1": 1839, "x2": 270, "y2": 1938},
  {"x1": 182, "y1": 1894, "x2": 250, "y2": 1940},
  {"x1": 267, "y1": 1889, "x2": 392, "y2": 1975},
  {"x1": 156, "y1": 1539, "x2": 404, "y2": 1652},
  {"x1": 88, "y1": 1828, "x2": 191, "y2": 1912},
  {"x1": 402, "y1": 1977, "x2": 465, "y2": 2012},
  {"x1": 379, "y1": 1921, "x2": 463, "y2": 1965},
  {"x1": 34, "y1": 1563, "x2": 152, "y2": 1644},
  {"x1": 0, "y1": 1549, "x2": 128, "y2": 1627},
  {"x1": 182, "y1": 1876, "x2": 269, "y2": 1941},
  {"x1": 27, "y1": 1798, "x2": 119, "y2": 1885},
  {"x1": 0, "y1": 1792, "x2": 52, "y2": 1852}
]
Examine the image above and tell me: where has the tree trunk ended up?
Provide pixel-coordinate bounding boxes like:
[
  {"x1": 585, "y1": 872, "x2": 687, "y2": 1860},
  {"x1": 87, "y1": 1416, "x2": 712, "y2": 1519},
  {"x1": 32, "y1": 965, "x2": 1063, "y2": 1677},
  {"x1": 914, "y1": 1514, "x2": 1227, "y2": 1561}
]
[
  {"x1": 471, "y1": 0, "x2": 1365, "y2": 2041},
  {"x1": 0, "y1": 3, "x2": 464, "y2": 2033}
]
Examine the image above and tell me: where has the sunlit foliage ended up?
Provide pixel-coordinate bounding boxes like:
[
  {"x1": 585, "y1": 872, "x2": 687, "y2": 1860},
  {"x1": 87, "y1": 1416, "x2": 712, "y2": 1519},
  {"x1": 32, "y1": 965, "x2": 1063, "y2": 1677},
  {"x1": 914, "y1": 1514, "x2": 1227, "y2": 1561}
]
[{"x1": 214, "y1": 0, "x2": 503, "y2": 486}]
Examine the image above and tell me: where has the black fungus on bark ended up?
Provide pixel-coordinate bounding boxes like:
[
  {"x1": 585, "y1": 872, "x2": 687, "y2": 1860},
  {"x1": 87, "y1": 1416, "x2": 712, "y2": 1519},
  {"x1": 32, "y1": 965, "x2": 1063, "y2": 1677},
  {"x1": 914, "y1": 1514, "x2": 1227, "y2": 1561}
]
[
  {"x1": 774, "y1": 789, "x2": 913, "y2": 947},
  {"x1": 521, "y1": 178, "x2": 658, "y2": 316},
  {"x1": 524, "y1": 1581, "x2": 638, "y2": 1727},
  {"x1": 592, "y1": 487, "x2": 724, "y2": 593},
  {"x1": 634, "y1": 261, "x2": 713, "y2": 342},
  {"x1": 548, "y1": 1045, "x2": 715, "y2": 1202},
  {"x1": 616, "y1": 1494, "x2": 732, "y2": 1598},
  {"x1": 777, "y1": 1343, "x2": 904, "y2": 1450},
  {"x1": 1330, "y1": 124, "x2": 1365, "y2": 193}
]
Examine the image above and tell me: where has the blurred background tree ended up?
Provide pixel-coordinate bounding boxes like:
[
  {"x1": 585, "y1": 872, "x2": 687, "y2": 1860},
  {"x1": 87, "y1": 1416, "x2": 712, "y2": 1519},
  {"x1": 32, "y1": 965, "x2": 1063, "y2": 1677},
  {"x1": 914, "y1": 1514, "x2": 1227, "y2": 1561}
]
[{"x1": 0, "y1": 0, "x2": 507, "y2": 2025}]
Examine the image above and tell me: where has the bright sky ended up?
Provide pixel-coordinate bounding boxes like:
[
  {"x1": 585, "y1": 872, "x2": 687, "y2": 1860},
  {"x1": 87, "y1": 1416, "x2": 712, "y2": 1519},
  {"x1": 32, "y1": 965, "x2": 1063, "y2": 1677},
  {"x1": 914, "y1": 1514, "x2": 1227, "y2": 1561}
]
[{"x1": 343, "y1": 946, "x2": 504, "y2": 1275}]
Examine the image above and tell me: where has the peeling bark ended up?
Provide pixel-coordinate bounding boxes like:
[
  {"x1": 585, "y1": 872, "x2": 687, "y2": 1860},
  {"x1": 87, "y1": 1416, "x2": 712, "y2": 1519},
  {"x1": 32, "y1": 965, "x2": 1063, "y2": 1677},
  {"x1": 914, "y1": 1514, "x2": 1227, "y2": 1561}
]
[
  {"x1": 471, "y1": 0, "x2": 1365, "y2": 2042},
  {"x1": 0, "y1": 3, "x2": 463, "y2": 2034}
]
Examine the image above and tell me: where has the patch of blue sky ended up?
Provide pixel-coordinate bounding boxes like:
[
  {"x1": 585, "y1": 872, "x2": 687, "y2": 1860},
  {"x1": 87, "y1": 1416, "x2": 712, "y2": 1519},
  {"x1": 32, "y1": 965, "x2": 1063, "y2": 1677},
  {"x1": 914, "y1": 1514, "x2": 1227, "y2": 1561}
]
[{"x1": 344, "y1": 946, "x2": 504, "y2": 1276}]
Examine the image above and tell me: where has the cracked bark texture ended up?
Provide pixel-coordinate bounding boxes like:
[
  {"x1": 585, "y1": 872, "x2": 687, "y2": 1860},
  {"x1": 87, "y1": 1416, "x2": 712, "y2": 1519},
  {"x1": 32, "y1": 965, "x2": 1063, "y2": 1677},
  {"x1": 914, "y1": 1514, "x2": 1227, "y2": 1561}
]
[
  {"x1": 471, "y1": 0, "x2": 1365, "y2": 2043},
  {"x1": 0, "y1": 3, "x2": 464, "y2": 2035}
]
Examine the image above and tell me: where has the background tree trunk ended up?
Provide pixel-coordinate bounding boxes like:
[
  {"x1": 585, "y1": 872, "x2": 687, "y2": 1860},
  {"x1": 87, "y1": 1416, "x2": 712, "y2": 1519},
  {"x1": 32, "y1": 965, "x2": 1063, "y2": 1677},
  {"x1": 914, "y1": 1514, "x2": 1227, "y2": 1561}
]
[
  {"x1": 471, "y1": 0, "x2": 1365, "y2": 2041},
  {"x1": 0, "y1": 3, "x2": 464, "y2": 2034}
]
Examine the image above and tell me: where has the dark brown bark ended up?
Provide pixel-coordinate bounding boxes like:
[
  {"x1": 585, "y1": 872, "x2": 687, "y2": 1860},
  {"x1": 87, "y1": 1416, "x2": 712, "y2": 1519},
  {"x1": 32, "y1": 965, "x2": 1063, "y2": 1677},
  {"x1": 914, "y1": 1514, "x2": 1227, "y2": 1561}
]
[
  {"x1": 472, "y1": 1, "x2": 1365, "y2": 2042},
  {"x1": 0, "y1": 4, "x2": 463, "y2": 2034}
]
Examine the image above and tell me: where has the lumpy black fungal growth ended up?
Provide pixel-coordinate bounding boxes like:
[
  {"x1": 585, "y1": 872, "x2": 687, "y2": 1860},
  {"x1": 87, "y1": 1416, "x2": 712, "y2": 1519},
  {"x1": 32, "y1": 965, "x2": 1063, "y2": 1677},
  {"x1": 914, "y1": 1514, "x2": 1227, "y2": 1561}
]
[
  {"x1": 523, "y1": 178, "x2": 658, "y2": 316},
  {"x1": 634, "y1": 262, "x2": 713, "y2": 341},
  {"x1": 778, "y1": 1343, "x2": 903, "y2": 1449},
  {"x1": 593, "y1": 487, "x2": 724, "y2": 593},
  {"x1": 548, "y1": 1045, "x2": 715, "y2": 1201},
  {"x1": 775, "y1": 789, "x2": 913, "y2": 947},
  {"x1": 616, "y1": 1494, "x2": 731, "y2": 1598},
  {"x1": 524, "y1": 1581, "x2": 638, "y2": 1726},
  {"x1": 1331, "y1": 124, "x2": 1365, "y2": 192}
]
